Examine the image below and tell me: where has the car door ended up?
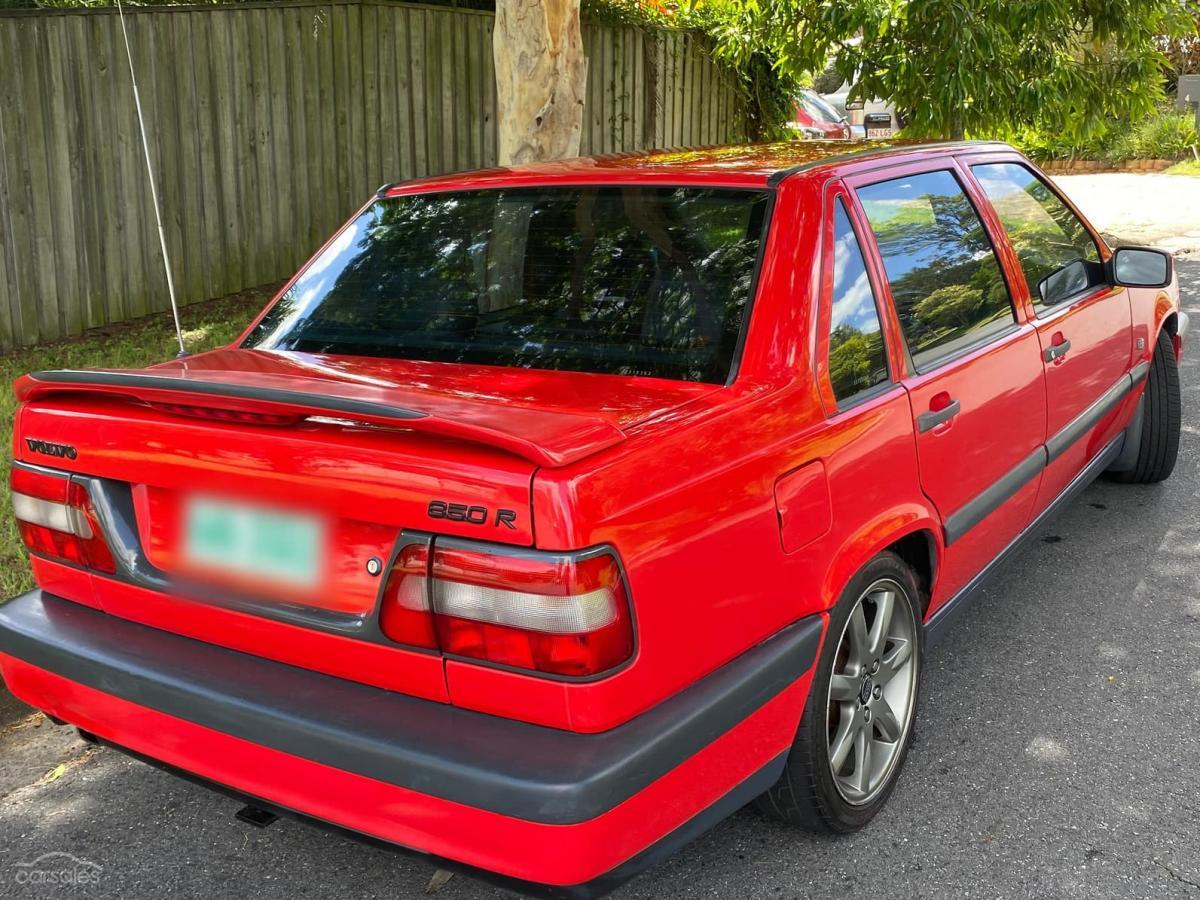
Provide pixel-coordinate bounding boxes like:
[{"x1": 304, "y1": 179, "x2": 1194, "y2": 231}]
[
  {"x1": 848, "y1": 163, "x2": 1048, "y2": 607},
  {"x1": 968, "y1": 159, "x2": 1133, "y2": 515}
]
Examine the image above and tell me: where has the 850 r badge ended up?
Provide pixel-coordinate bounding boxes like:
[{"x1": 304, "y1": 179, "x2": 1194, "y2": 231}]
[{"x1": 427, "y1": 500, "x2": 517, "y2": 530}]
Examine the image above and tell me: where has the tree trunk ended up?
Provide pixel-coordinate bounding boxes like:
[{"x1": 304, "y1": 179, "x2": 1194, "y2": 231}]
[
  {"x1": 949, "y1": 109, "x2": 965, "y2": 141},
  {"x1": 493, "y1": 0, "x2": 588, "y2": 166}
]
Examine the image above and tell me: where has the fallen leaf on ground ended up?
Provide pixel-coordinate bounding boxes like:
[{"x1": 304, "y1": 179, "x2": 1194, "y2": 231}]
[
  {"x1": 34, "y1": 764, "x2": 67, "y2": 786},
  {"x1": 29, "y1": 745, "x2": 102, "y2": 789},
  {"x1": 426, "y1": 868, "x2": 454, "y2": 894}
]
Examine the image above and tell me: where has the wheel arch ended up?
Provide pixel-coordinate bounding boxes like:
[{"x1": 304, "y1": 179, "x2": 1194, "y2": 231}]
[
  {"x1": 820, "y1": 506, "x2": 943, "y2": 618},
  {"x1": 1162, "y1": 310, "x2": 1180, "y2": 338},
  {"x1": 885, "y1": 529, "x2": 937, "y2": 616},
  {"x1": 1152, "y1": 291, "x2": 1179, "y2": 350},
  {"x1": 1161, "y1": 310, "x2": 1182, "y2": 361},
  {"x1": 1155, "y1": 307, "x2": 1182, "y2": 365}
]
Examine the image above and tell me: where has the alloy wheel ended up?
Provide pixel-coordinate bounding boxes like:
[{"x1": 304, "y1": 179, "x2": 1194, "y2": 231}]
[{"x1": 825, "y1": 577, "x2": 918, "y2": 805}]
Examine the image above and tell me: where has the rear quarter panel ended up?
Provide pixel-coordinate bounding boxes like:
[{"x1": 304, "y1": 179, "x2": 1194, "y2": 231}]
[{"x1": 453, "y1": 176, "x2": 940, "y2": 732}]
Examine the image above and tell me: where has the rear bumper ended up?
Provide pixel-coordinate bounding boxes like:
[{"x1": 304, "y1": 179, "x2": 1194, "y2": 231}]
[{"x1": 0, "y1": 591, "x2": 822, "y2": 896}]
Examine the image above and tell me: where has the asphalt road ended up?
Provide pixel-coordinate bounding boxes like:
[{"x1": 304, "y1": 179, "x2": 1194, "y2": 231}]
[{"x1": 2, "y1": 187, "x2": 1199, "y2": 900}]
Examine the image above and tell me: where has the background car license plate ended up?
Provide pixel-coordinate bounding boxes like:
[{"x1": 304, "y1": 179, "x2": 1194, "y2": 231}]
[
  {"x1": 867, "y1": 127, "x2": 894, "y2": 139},
  {"x1": 184, "y1": 496, "x2": 322, "y2": 587}
]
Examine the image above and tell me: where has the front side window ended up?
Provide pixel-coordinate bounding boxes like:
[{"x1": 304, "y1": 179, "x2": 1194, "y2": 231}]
[
  {"x1": 971, "y1": 162, "x2": 1102, "y2": 308},
  {"x1": 856, "y1": 170, "x2": 1015, "y2": 371},
  {"x1": 245, "y1": 186, "x2": 770, "y2": 384},
  {"x1": 827, "y1": 199, "x2": 888, "y2": 404}
]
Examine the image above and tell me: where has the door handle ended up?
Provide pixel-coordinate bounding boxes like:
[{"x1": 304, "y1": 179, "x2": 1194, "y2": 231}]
[
  {"x1": 918, "y1": 398, "x2": 961, "y2": 432},
  {"x1": 1044, "y1": 335, "x2": 1071, "y2": 362}
]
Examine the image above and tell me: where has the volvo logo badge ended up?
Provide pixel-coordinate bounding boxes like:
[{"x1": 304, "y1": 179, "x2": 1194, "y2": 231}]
[
  {"x1": 859, "y1": 676, "x2": 874, "y2": 706},
  {"x1": 25, "y1": 438, "x2": 77, "y2": 460}
]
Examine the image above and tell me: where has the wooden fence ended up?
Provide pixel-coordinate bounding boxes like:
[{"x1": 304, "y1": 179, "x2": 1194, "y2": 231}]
[{"x1": 0, "y1": 0, "x2": 748, "y2": 350}]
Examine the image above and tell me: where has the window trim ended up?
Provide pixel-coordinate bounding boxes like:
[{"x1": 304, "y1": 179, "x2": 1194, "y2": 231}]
[
  {"x1": 966, "y1": 159, "x2": 1105, "y2": 314},
  {"x1": 834, "y1": 378, "x2": 902, "y2": 413},
  {"x1": 724, "y1": 189, "x2": 778, "y2": 386},
  {"x1": 846, "y1": 163, "x2": 1023, "y2": 377},
  {"x1": 817, "y1": 184, "x2": 898, "y2": 415},
  {"x1": 908, "y1": 320, "x2": 1021, "y2": 376}
]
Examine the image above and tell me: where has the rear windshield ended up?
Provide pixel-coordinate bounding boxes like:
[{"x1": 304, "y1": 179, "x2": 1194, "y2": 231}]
[{"x1": 244, "y1": 186, "x2": 771, "y2": 383}]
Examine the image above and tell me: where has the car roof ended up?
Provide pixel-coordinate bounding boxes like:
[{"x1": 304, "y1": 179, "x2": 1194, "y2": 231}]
[{"x1": 383, "y1": 139, "x2": 1015, "y2": 196}]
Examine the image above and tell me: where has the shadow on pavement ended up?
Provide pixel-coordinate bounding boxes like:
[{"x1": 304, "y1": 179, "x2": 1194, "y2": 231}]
[{"x1": 0, "y1": 676, "x2": 32, "y2": 730}]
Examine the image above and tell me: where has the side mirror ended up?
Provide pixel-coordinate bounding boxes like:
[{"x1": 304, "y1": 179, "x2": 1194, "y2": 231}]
[
  {"x1": 1110, "y1": 246, "x2": 1173, "y2": 288},
  {"x1": 1037, "y1": 258, "x2": 1091, "y2": 305}
]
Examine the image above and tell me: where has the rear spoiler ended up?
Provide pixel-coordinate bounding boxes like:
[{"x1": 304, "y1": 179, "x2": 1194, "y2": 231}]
[{"x1": 15, "y1": 370, "x2": 626, "y2": 468}]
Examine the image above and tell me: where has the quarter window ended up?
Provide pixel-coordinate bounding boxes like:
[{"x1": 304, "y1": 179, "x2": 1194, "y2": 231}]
[
  {"x1": 827, "y1": 199, "x2": 888, "y2": 404},
  {"x1": 971, "y1": 162, "x2": 1102, "y2": 307},
  {"x1": 857, "y1": 170, "x2": 1016, "y2": 371}
]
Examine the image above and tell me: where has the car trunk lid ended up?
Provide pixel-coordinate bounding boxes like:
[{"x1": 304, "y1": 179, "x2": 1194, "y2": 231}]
[
  {"x1": 13, "y1": 349, "x2": 719, "y2": 696},
  {"x1": 15, "y1": 349, "x2": 655, "y2": 469}
]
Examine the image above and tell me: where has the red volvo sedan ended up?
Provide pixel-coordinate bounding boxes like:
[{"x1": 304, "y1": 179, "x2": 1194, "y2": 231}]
[
  {"x1": 0, "y1": 140, "x2": 1185, "y2": 896},
  {"x1": 792, "y1": 89, "x2": 853, "y2": 139}
]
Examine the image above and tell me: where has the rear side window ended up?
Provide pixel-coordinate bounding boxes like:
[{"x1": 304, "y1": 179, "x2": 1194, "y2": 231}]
[
  {"x1": 857, "y1": 170, "x2": 1015, "y2": 371},
  {"x1": 244, "y1": 186, "x2": 770, "y2": 384},
  {"x1": 827, "y1": 199, "x2": 888, "y2": 404},
  {"x1": 971, "y1": 162, "x2": 1102, "y2": 307}
]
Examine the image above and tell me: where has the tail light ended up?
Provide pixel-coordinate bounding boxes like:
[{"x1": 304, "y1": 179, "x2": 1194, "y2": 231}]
[
  {"x1": 148, "y1": 402, "x2": 303, "y2": 426},
  {"x1": 380, "y1": 538, "x2": 634, "y2": 678},
  {"x1": 379, "y1": 542, "x2": 437, "y2": 650},
  {"x1": 10, "y1": 465, "x2": 116, "y2": 574}
]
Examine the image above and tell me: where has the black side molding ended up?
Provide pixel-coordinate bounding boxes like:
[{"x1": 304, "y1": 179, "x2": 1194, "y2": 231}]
[
  {"x1": 1045, "y1": 372, "x2": 1132, "y2": 462},
  {"x1": 0, "y1": 591, "x2": 821, "y2": 825},
  {"x1": 27, "y1": 370, "x2": 427, "y2": 423},
  {"x1": 944, "y1": 446, "x2": 1046, "y2": 545},
  {"x1": 944, "y1": 366, "x2": 1139, "y2": 546},
  {"x1": 1130, "y1": 359, "x2": 1150, "y2": 386},
  {"x1": 927, "y1": 434, "x2": 1123, "y2": 645}
]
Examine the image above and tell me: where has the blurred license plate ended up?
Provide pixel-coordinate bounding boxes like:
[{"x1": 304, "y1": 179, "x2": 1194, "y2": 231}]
[
  {"x1": 184, "y1": 497, "x2": 322, "y2": 587},
  {"x1": 867, "y1": 127, "x2": 894, "y2": 139}
]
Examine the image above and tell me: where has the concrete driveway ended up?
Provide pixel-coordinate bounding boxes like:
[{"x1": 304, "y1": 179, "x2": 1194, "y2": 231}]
[
  {"x1": 2, "y1": 173, "x2": 1199, "y2": 899},
  {"x1": 1055, "y1": 173, "x2": 1200, "y2": 253}
]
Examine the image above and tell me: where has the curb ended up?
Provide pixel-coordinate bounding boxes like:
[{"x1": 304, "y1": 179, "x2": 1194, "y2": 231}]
[{"x1": 1039, "y1": 158, "x2": 1178, "y2": 174}]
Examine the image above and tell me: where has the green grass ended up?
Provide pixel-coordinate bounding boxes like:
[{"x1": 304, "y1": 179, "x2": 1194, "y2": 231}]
[
  {"x1": 0, "y1": 284, "x2": 277, "y2": 600},
  {"x1": 1165, "y1": 159, "x2": 1200, "y2": 176}
]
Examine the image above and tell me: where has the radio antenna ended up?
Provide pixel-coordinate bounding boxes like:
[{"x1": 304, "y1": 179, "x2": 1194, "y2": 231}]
[{"x1": 116, "y1": 0, "x2": 187, "y2": 358}]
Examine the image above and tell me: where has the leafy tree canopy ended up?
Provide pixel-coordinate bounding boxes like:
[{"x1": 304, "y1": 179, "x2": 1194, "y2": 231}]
[{"x1": 693, "y1": 0, "x2": 1199, "y2": 140}]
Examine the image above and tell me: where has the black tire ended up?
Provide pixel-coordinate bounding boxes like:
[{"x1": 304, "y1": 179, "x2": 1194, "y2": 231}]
[
  {"x1": 755, "y1": 551, "x2": 923, "y2": 833},
  {"x1": 1110, "y1": 328, "x2": 1181, "y2": 484}
]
